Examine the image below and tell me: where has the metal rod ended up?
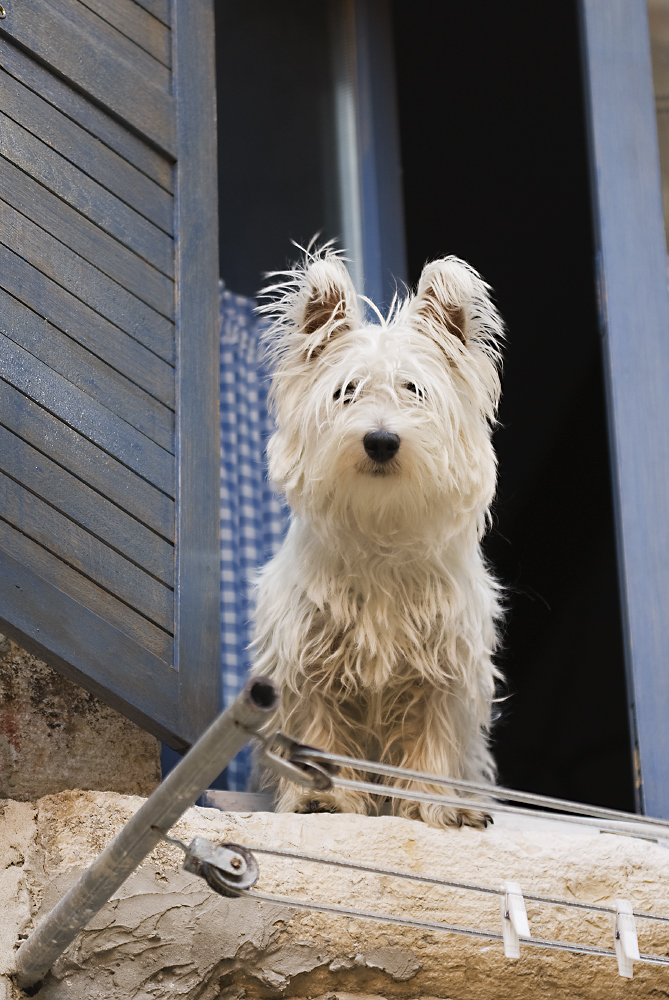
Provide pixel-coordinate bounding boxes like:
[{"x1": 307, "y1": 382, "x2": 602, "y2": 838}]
[
  {"x1": 13, "y1": 676, "x2": 279, "y2": 990},
  {"x1": 305, "y1": 748, "x2": 669, "y2": 830}
]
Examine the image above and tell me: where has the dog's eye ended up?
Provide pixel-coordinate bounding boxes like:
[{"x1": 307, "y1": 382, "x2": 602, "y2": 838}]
[
  {"x1": 334, "y1": 382, "x2": 358, "y2": 404},
  {"x1": 403, "y1": 381, "x2": 425, "y2": 399}
]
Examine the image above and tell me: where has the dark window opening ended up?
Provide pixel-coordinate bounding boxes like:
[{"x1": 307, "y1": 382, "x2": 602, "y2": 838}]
[
  {"x1": 392, "y1": 0, "x2": 633, "y2": 810},
  {"x1": 215, "y1": 1, "x2": 339, "y2": 297}
]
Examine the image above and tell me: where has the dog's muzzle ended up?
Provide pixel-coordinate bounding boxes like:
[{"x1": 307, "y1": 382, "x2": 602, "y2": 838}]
[{"x1": 363, "y1": 430, "x2": 400, "y2": 464}]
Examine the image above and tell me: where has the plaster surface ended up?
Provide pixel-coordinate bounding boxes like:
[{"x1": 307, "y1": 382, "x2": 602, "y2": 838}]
[
  {"x1": 1, "y1": 791, "x2": 668, "y2": 998},
  {"x1": 0, "y1": 637, "x2": 161, "y2": 800}
]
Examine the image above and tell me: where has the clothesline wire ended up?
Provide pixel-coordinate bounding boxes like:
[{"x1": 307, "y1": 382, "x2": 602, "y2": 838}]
[
  {"x1": 242, "y1": 842, "x2": 669, "y2": 925},
  {"x1": 237, "y1": 886, "x2": 669, "y2": 968},
  {"x1": 300, "y1": 747, "x2": 669, "y2": 832}
]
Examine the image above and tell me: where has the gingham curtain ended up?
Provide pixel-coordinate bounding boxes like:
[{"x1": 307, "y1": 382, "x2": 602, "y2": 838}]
[{"x1": 219, "y1": 282, "x2": 288, "y2": 790}]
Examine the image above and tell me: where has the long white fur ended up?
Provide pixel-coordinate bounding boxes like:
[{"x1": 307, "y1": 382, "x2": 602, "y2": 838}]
[{"x1": 253, "y1": 246, "x2": 504, "y2": 827}]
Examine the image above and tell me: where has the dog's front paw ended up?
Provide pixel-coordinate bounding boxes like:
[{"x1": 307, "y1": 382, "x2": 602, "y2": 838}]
[
  {"x1": 395, "y1": 797, "x2": 493, "y2": 830},
  {"x1": 295, "y1": 795, "x2": 341, "y2": 814},
  {"x1": 275, "y1": 779, "x2": 371, "y2": 817},
  {"x1": 274, "y1": 781, "x2": 341, "y2": 815},
  {"x1": 455, "y1": 808, "x2": 493, "y2": 830}
]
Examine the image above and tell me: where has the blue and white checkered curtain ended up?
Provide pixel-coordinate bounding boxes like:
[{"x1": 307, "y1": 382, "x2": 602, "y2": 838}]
[{"x1": 219, "y1": 282, "x2": 288, "y2": 790}]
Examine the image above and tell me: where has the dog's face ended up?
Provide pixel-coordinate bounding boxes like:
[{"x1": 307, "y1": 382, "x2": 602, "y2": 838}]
[{"x1": 263, "y1": 253, "x2": 503, "y2": 546}]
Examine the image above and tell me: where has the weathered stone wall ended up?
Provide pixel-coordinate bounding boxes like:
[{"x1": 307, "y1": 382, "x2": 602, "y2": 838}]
[
  {"x1": 1, "y1": 791, "x2": 668, "y2": 999},
  {"x1": 0, "y1": 636, "x2": 161, "y2": 800}
]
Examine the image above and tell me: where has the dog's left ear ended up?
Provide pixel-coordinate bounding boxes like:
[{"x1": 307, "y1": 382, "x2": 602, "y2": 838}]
[
  {"x1": 409, "y1": 257, "x2": 503, "y2": 418},
  {"x1": 409, "y1": 257, "x2": 503, "y2": 356}
]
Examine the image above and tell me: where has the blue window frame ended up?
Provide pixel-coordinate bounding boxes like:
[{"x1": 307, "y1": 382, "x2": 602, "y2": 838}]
[{"x1": 580, "y1": 0, "x2": 669, "y2": 817}]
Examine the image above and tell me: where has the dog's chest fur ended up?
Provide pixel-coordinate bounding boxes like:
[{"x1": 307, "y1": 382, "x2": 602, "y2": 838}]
[{"x1": 255, "y1": 519, "x2": 495, "y2": 695}]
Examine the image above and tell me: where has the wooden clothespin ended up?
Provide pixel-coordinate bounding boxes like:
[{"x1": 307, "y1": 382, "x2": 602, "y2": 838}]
[
  {"x1": 500, "y1": 880, "x2": 530, "y2": 959},
  {"x1": 614, "y1": 899, "x2": 639, "y2": 978}
]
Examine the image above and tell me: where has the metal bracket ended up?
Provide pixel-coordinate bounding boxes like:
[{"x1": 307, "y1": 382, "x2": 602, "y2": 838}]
[
  {"x1": 159, "y1": 834, "x2": 259, "y2": 897},
  {"x1": 253, "y1": 731, "x2": 339, "y2": 791}
]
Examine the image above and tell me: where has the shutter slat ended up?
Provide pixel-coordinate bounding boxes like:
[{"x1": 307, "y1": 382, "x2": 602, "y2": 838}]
[
  {"x1": 0, "y1": 425, "x2": 173, "y2": 585},
  {"x1": 0, "y1": 0, "x2": 175, "y2": 153},
  {"x1": 0, "y1": 471, "x2": 173, "y2": 629},
  {"x1": 0, "y1": 289, "x2": 173, "y2": 451},
  {"x1": 0, "y1": 38, "x2": 173, "y2": 192},
  {"x1": 0, "y1": 157, "x2": 173, "y2": 318},
  {"x1": 0, "y1": 548, "x2": 176, "y2": 702},
  {"x1": 0, "y1": 379, "x2": 174, "y2": 541},
  {"x1": 0, "y1": 69, "x2": 173, "y2": 234},
  {"x1": 133, "y1": 0, "x2": 170, "y2": 29},
  {"x1": 0, "y1": 201, "x2": 174, "y2": 362},
  {"x1": 0, "y1": 334, "x2": 175, "y2": 496},
  {"x1": 0, "y1": 245, "x2": 174, "y2": 377},
  {"x1": 0, "y1": 114, "x2": 173, "y2": 276},
  {"x1": 0, "y1": 519, "x2": 173, "y2": 660},
  {"x1": 48, "y1": 0, "x2": 171, "y2": 89},
  {"x1": 77, "y1": 0, "x2": 171, "y2": 67}
]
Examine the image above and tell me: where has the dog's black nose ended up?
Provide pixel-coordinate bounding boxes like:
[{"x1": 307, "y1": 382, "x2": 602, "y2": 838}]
[{"x1": 363, "y1": 430, "x2": 400, "y2": 463}]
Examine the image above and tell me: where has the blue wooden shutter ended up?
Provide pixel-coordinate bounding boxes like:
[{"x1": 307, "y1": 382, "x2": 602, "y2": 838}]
[
  {"x1": 0, "y1": 0, "x2": 220, "y2": 749},
  {"x1": 580, "y1": 0, "x2": 669, "y2": 817}
]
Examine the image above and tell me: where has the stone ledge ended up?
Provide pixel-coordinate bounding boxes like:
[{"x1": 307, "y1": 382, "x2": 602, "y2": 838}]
[{"x1": 2, "y1": 790, "x2": 669, "y2": 998}]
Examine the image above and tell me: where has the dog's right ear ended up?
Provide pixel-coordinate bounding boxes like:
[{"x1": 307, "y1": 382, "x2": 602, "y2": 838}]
[
  {"x1": 296, "y1": 256, "x2": 360, "y2": 357},
  {"x1": 262, "y1": 252, "x2": 360, "y2": 363},
  {"x1": 409, "y1": 257, "x2": 502, "y2": 354}
]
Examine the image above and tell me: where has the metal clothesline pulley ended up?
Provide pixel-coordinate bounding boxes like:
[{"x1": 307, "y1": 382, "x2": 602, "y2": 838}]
[
  {"x1": 159, "y1": 833, "x2": 260, "y2": 897},
  {"x1": 253, "y1": 729, "x2": 340, "y2": 791}
]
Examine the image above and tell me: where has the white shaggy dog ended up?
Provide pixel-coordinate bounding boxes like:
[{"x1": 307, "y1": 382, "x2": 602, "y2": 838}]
[{"x1": 253, "y1": 248, "x2": 503, "y2": 828}]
